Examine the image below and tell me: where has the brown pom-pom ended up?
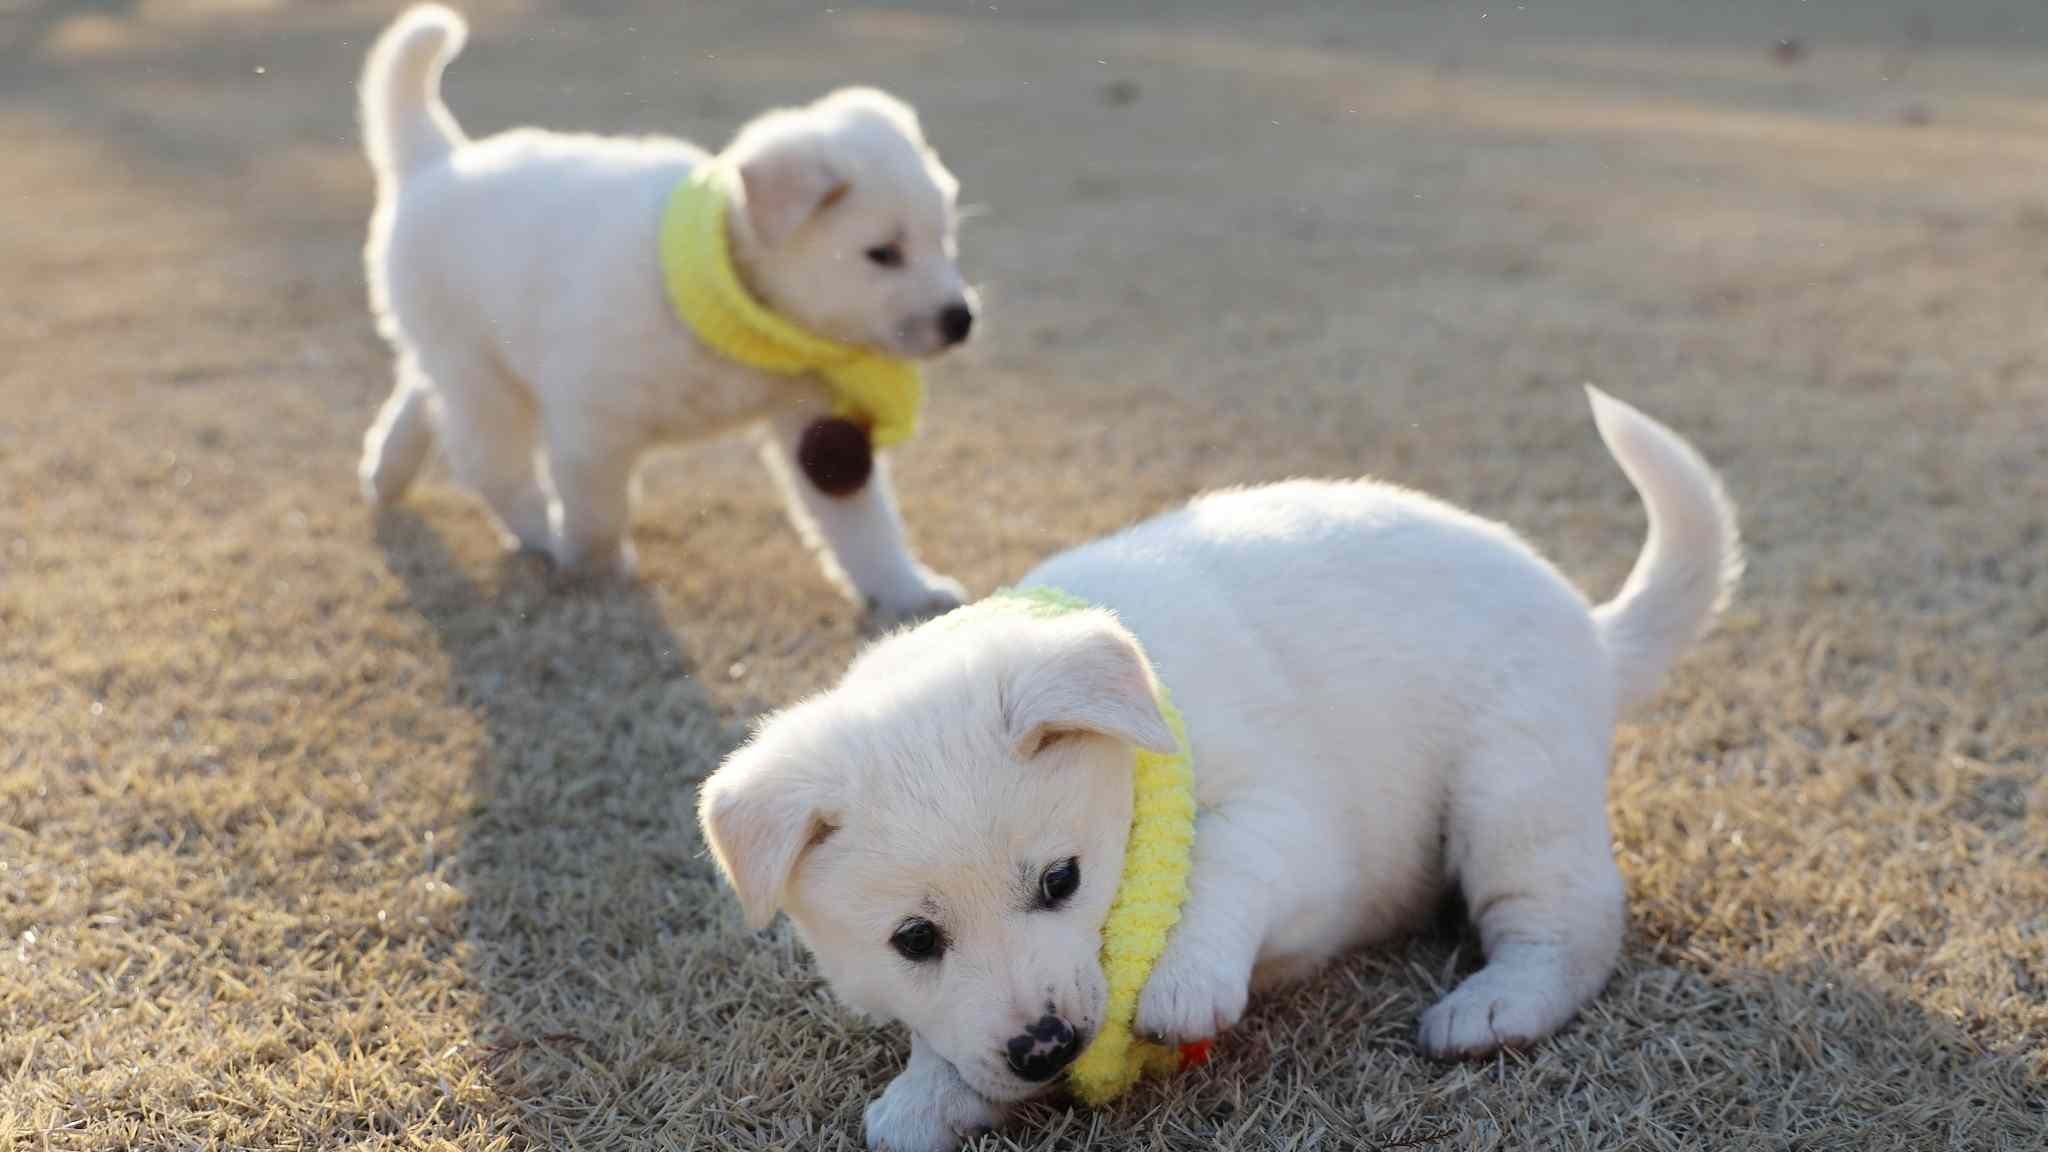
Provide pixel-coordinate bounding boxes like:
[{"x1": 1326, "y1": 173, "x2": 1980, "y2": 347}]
[{"x1": 797, "y1": 417, "x2": 874, "y2": 497}]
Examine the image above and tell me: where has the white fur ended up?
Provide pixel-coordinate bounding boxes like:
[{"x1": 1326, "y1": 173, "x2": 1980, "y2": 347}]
[
  {"x1": 701, "y1": 389, "x2": 1740, "y2": 1151},
  {"x1": 358, "y1": 5, "x2": 970, "y2": 611}
]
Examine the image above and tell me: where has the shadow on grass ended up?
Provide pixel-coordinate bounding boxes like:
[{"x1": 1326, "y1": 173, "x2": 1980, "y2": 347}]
[
  {"x1": 1029, "y1": 926, "x2": 2046, "y2": 1152},
  {"x1": 375, "y1": 509, "x2": 737, "y2": 1147}
]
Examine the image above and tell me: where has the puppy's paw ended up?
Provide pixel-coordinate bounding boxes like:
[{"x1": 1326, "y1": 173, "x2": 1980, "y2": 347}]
[
  {"x1": 504, "y1": 534, "x2": 555, "y2": 559},
  {"x1": 866, "y1": 570, "x2": 966, "y2": 621},
  {"x1": 863, "y1": 1068, "x2": 1003, "y2": 1152},
  {"x1": 1416, "y1": 967, "x2": 1575, "y2": 1060},
  {"x1": 489, "y1": 513, "x2": 556, "y2": 559},
  {"x1": 552, "y1": 538, "x2": 639, "y2": 583},
  {"x1": 1135, "y1": 937, "x2": 1249, "y2": 1044}
]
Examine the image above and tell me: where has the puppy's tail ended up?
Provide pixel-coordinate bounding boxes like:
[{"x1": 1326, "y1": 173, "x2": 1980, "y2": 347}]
[
  {"x1": 1586, "y1": 386, "x2": 1743, "y2": 714},
  {"x1": 360, "y1": 4, "x2": 468, "y2": 188}
]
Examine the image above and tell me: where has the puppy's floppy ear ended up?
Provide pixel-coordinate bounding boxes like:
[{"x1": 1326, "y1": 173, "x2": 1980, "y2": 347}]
[
  {"x1": 733, "y1": 125, "x2": 848, "y2": 248},
  {"x1": 1003, "y1": 614, "x2": 1177, "y2": 759},
  {"x1": 819, "y1": 86, "x2": 927, "y2": 143},
  {"x1": 698, "y1": 733, "x2": 836, "y2": 930}
]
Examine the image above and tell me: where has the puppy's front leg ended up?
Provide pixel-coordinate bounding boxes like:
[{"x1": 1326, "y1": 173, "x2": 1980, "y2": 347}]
[
  {"x1": 547, "y1": 417, "x2": 645, "y2": 578},
  {"x1": 757, "y1": 410, "x2": 964, "y2": 619},
  {"x1": 1135, "y1": 802, "x2": 1292, "y2": 1044},
  {"x1": 864, "y1": 1032, "x2": 1007, "y2": 1152}
]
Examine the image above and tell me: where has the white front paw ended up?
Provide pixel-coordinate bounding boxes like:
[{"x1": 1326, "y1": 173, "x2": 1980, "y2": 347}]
[
  {"x1": 1135, "y1": 935, "x2": 1250, "y2": 1044},
  {"x1": 553, "y1": 538, "x2": 638, "y2": 581},
  {"x1": 863, "y1": 1069, "x2": 1002, "y2": 1152},
  {"x1": 867, "y1": 570, "x2": 966, "y2": 621}
]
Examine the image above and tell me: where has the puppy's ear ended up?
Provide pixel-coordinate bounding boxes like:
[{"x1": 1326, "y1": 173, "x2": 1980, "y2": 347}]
[
  {"x1": 698, "y1": 734, "x2": 836, "y2": 929},
  {"x1": 819, "y1": 86, "x2": 926, "y2": 142},
  {"x1": 733, "y1": 126, "x2": 848, "y2": 248},
  {"x1": 1004, "y1": 614, "x2": 1177, "y2": 759}
]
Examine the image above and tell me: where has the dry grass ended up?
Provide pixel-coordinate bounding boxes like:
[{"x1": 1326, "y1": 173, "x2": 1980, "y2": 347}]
[{"x1": 2, "y1": 1, "x2": 2044, "y2": 1149}]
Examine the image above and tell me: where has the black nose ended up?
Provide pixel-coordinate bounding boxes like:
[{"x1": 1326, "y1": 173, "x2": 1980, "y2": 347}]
[
  {"x1": 1004, "y1": 1014, "x2": 1083, "y2": 1082},
  {"x1": 938, "y1": 302, "x2": 974, "y2": 345}
]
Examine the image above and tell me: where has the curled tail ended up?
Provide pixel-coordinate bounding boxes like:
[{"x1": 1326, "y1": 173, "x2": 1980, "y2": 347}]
[
  {"x1": 360, "y1": 4, "x2": 468, "y2": 188},
  {"x1": 1585, "y1": 386, "x2": 1743, "y2": 713}
]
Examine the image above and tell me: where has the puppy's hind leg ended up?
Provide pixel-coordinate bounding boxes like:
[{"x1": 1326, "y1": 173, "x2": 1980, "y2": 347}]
[
  {"x1": 1418, "y1": 721, "x2": 1623, "y2": 1060},
  {"x1": 429, "y1": 350, "x2": 553, "y2": 555},
  {"x1": 360, "y1": 351, "x2": 437, "y2": 505},
  {"x1": 755, "y1": 408, "x2": 964, "y2": 619}
]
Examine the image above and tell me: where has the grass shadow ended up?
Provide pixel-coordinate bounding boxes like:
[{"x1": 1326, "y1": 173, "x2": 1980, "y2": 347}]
[
  {"x1": 374, "y1": 509, "x2": 739, "y2": 1146},
  {"x1": 1000, "y1": 924, "x2": 2046, "y2": 1151}
]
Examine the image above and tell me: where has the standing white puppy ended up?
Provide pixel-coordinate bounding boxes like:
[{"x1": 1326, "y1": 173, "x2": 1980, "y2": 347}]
[
  {"x1": 358, "y1": 5, "x2": 972, "y2": 612},
  {"x1": 700, "y1": 389, "x2": 1741, "y2": 1151}
]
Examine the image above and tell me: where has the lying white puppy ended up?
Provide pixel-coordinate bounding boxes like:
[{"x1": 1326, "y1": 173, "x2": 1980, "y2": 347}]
[
  {"x1": 357, "y1": 5, "x2": 971, "y2": 612},
  {"x1": 700, "y1": 388, "x2": 1740, "y2": 1151}
]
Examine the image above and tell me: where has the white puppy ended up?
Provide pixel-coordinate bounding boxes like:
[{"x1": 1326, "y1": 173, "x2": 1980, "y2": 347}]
[
  {"x1": 700, "y1": 389, "x2": 1741, "y2": 1151},
  {"x1": 357, "y1": 5, "x2": 971, "y2": 611}
]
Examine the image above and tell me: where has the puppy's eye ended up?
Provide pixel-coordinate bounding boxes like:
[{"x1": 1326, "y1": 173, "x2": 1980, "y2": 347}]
[
  {"x1": 865, "y1": 243, "x2": 904, "y2": 269},
  {"x1": 1038, "y1": 858, "x2": 1081, "y2": 908},
  {"x1": 891, "y1": 917, "x2": 944, "y2": 962}
]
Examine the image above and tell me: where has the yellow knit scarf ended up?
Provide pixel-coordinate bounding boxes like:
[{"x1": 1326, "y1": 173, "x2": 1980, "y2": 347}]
[
  {"x1": 658, "y1": 165, "x2": 924, "y2": 447},
  {"x1": 963, "y1": 587, "x2": 1202, "y2": 1105}
]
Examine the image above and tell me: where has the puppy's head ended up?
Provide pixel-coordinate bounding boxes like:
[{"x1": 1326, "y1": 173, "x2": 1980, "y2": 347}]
[
  {"x1": 698, "y1": 607, "x2": 1175, "y2": 1101},
  {"x1": 721, "y1": 87, "x2": 974, "y2": 358}
]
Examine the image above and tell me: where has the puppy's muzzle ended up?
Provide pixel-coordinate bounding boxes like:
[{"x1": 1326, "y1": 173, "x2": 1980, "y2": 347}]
[
  {"x1": 1004, "y1": 1013, "x2": 1084, "y2": 1082},
  {"x1": 938, "y1": 301, "x2": 974, "y2": 346}
]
